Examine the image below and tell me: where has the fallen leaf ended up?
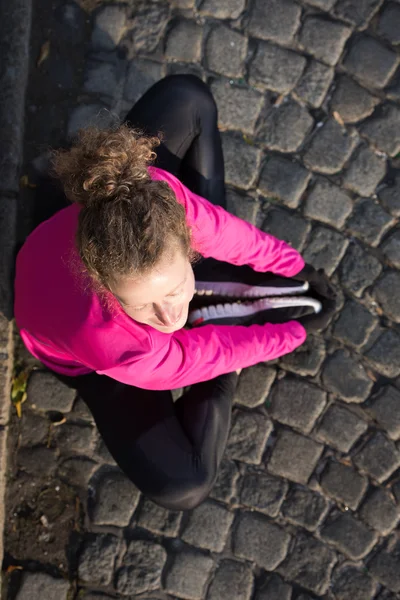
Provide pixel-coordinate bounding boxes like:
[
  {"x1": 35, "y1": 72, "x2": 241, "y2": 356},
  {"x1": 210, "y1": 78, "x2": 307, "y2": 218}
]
[
  {"x1": 19, "y1": 175, "x2": 37, "y2": 189},
  {"x1": 366, "y1": 369, "x2": 378, "y2": 382},
  {"x1": 6, "y1": 565, "x2": 23, "y2": 574},
  {"x1": 37, "y1": 40, "x2": 50, "y2": 67},
  {"x1": 333, "y1": 111, "x2": 345, "y2": 127},
  {"x1": 52, "y1": 416, "x2": 67, "y2": 427}
]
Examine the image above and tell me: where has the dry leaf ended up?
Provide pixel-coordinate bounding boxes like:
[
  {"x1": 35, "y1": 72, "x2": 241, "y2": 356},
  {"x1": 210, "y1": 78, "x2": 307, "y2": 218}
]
[
  {"x1": 19, "y1": 175, "x2": 37, "y2": 189},
  {"x1": 333, "y1": 111, "x2": 345, "y2": 127},
  {"x1": 6, "y1": 565, "x2": 23, "y2": 574},
  {"x1": 366, "y1": 369, "x2": 377, "y2": 382},
  {"x1": 52, "y1": 416, "x2": 67, "y2": 427},
  {"x1": 274, "y1": 94, "x2": 285, "y2": 107},
  {"x1": 37, "y1": 40, "x2": 50, "y2": 67}
]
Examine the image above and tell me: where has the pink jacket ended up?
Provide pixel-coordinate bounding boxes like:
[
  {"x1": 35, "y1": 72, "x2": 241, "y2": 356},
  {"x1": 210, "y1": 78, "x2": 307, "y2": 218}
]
[{"x1": 14, "y1": 167, "x2": 307, "y2": 390}]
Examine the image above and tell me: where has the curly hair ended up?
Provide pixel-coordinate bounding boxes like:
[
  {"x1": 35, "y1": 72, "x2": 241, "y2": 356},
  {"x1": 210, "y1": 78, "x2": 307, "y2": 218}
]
[{"x1": 51, "y1": 124, "x2": 195, "y2": 292}]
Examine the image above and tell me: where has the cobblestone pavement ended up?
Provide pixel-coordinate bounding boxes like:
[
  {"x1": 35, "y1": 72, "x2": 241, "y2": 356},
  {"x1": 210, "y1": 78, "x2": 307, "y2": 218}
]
[{"x1": 3, "y1": 0, "x2": 400, "y2": 598}]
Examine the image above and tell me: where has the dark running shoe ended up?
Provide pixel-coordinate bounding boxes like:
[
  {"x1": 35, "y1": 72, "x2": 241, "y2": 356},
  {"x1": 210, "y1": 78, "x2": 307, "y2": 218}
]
[{"x1": 188, "y1": 296, "x2": 322, "y2": 327}]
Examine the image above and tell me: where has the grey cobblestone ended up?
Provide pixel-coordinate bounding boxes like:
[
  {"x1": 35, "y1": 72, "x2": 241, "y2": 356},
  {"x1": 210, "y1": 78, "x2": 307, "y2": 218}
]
[
  {"x1": 304, "y1": 178, "x2": 353, "y2": 228},
  {"x1": 339, "y1": 242, "x2": 382, "y2": 297},
  {"x1": 211, "y1": 80, "x2": 264, "y2": 134},
  {"x1": 343, "y1": 146, "x2": 387, "y2": 198},
  {"x1": 115, "y1": 540, "x2": 167, "y2": 596},
  {"x1": 373, "y1": 270, "x2": 400, "y2": 322},
  {"x1": 257, "y1": 155, "x2": 311, "y2": 209},
  {"x1": 281, "y1": 485, "x2": 329, "y2": 530},
  {"x1": 124, "y1": 2, "x2": 170, "y2": 55},
  {"x1": 58, "y1": 457, "x2": 97, "y2": 488},
  {"x1": 353, "y1": 432, "x2": 400, "y2": 482},
  {"x1": 381, "y1": 229, "x2": 400, "y2": 267},
  {"x1": 331, "y1": 566, "x2": 377, "y2": 600},
  {"x1": 378, "y1": 2, "x2": 400, "y2": 44},
  {"x1": 54, "y1": 422, "x2": 96, "y2": 454},
  {"x1": 181, "y1": 500, "x2": 234, "y2": 552},
  {"x1": 262, "y1": 207, "x2": 311, "y2": 251},
  {"x1": 322, "y1": 349, "x2": 373, "y2": 403},
  {"x1": 368, "y1": 541, "x2": 400, "y2": 593},
  {"x1": 91, "y1": 469, "x2": 140, "y2": 526},
  {"x1": 387, "y1": 67, "x2": 400, "y2": 102},
  {"x1": 267, "y1": 429, "x2": 324, "y2": 484},
  {"x1": 321, "y1": 511, "x2": 377, "y2": 559},
  {"x1": 256, "y1": 574, "x2": 292, "y2": 600},
  {"x1": 226, "y1": 410, "x2": 273, "y2": 464},
  {"x1": 359, "y1": 487, "x2": 400, "y2": 534},
  {"x1": 226, "y1": 189, "x2": 259, "y2": 225},
  {"x1": 249, "y1": 41, "x2": 307, "y2": 93},
  {"x1": 346, "y1": 198, "x2": 393, "y2": 247},
  {"x1": 334, "y1": 0, "x2": 384, "y2": 27},
  {"x1": 19, "y1": 409, "x2": 49, "y2": 447},
  {"x1": 165, "y1": 20, "x2": 203, "y2": 63},
  {"x1": 303, "y1": 226, "x2": 349, "y2": 276},
  {"x1": 123, "y1": 58, "x2": 164, "y2": 103},
  {"x1": 303, "y1": 119, "x2": 358, "y2": 175},
  {"x1": 91, "y1": 5, "x2": 127, "y2": 51},
  {"x1": 269, "y1": 376, "x2": 327, "y2": 433},
  {"x1": 365, "y1": 328, "x2": 400, "y2": 377},
  {"x1": 222, "y1": 133, "x2": 262, "y2": 189},
  {"x1": 78, "y1": 534, "x2": 121, "y2": 586},
  {"x1": 294, "y1": 60, "x2": 334, "y2": 108},
  {"x1": 248, "y1": 0, "x2": 301, "y2": 45},
  {"x1": 15, "y1": 572, "x2": 70, "y2": 600},
  {"x1": 233, "y1": 511, "x2": 291, "y2": 570},
  {"x1": 234, "y1": 364, "x2": 276, "y2": 408},
  {"x1": 67, "y1": 104, "x2": 108, "y2": 139},
  {"x1": 360, "y1": 105, "x2": 400, "y2": 156},
  {"x1": 258, "y1": 98, "x2": 314, "y2": 153},
  {"x1": 368, "y1": 385, "x2": 400, "y2": 440},
  {"x1": 330, "y1": 75, "x2": 379, "y2": 124},
  {"x1": 198, "y1": 0, "x2": 246, "y2": 19},
  {"x1": 379, "y1": 172, "x2": 400, "y2": 216},
  {"x1": 277, "y1": 532, "x2": 337, "y2": 595},
  {"x1": 298, "y1": 16, "x2": 351, "y2": 67},
  {"x1": 17, "y1": 446, "x2": 58, "y2": 477},
  {"x1": 137, "y1": 498, "x2": 183, "y2": 536},
  {"x1": 210, "y1": 459, "x2": 240, "y2": 504},
  {"x1": 27, "y1": 370, "x2": 75, "y2": 412},
  {"x1": 207, "y1": 560, "x2": 254, "y2": 600},
  {"x1": 239, "y1": 470, "x2": 288, "y2": 517},
  {"x1": 316, "y1": 402, "x2": 368, "y2": 452},
  {"x1": 279, "y1": 334, "x2": 326, "y2": 375},
  {"x1": 84, "y1": 61, "x2": 120, "y2": 99},
  {"x1": 164, "y1": 550, "x2": 214, "y2": 600},
  {"x1": 344, "y1": 35, "x2": 399, "y2": 89},
  {"x1": 205, "y1": 25, "x2": 248, "y2": 78},
  {"x1": 320, "y1": 460, "x2": 368, "y2": 509},
  {"x1": 303, "y1": 0, "x2": 336, "y2": 8}
]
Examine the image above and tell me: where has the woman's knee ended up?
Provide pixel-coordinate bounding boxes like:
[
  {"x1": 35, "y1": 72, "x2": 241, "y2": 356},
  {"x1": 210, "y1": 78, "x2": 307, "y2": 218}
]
[{"x1": 161, "y1": 74, "x2": 217, "y2": 117}]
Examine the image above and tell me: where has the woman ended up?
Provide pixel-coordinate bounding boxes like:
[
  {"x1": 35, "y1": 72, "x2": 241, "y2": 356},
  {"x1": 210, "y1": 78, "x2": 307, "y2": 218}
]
[{"x1": 14, "y1": 75, "x2": 336, "y2": 510}]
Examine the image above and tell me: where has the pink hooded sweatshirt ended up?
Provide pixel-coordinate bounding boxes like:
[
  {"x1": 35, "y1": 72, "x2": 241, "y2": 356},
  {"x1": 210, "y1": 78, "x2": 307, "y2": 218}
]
[{"x1": 14, "y1": 167, "x2": 307, "y2": 390}]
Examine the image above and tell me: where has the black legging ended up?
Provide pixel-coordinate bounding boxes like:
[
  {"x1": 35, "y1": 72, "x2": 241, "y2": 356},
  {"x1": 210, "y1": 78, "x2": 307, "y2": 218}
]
[{"x1": 56, "y1": 75, "x2": 238, "y2": 511}]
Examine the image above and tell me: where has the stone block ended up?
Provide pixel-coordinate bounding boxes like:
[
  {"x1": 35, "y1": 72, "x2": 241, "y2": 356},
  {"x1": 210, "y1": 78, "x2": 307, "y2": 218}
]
[
  {"x1": 222, "y1": 133, "x2": 262, "y2": 189},
  {"x1": 207, "y1": 560, "x2": 254, "y2": 600},
  {"x1": 92, "y1": 5, "x2": 127, "y2": 51},
  {"x1": 54, "y1": 2, "x2": 86, "y2": 46},
  {"x1": 226, "y1": 189, "x2": 259, "y2": 225},
  {"x1": 15, "y1": 573, "x2": 70, "y2": 600},
  {"x1": 322, "y1": 349, "x2": 373, "y2": 403},
  {"x1": 353, "y1": 432, "x2": 400, "y2": 482},
  {"x1": 379, "y1": 172, "x2": 400, "y2": 216},
  {"x1": 316, "y1": 402, "x2": 368, "y2": 452},
  {"x1": 19, "y1": 409, "x2": 49, "y2": 447},
  {"x1": 27, "y1": 370, "x2": 76, "y2": 412},
  {"x1": 294, "y1": 60, "x2": 334, "y2": 108},
  {"x1": 368, "y1": 542, "x2": 400, "y2": 593},
  {"x1": 332, "y1": 566, "x2": 377, "y2": 600},
  {"x1": 199, "y1": 0, "x2": 246, "y2": 19},
  {"x1": 206, "y1": 25, "x2": 248, "y2": 78},
  {"x1": 267, "y1": 429, "x2": 323, "y2": 484},
  {"x1": 165, "y1": 20, "x2": 203, "y2": 63},
  {"x1": 67, "y1": 104, "x2": 110, "y2": 140},
  {"x1": 381, "y1": 230, "x2": 400, "y2": 268},
  {"x1": 303, "y1": 119, "x2": 358, "y2": 175},
  {"x1": 211, "y1": 80, "x2": 264, "y2": 134},
  {"x1": 366, "y1": 329, "x2": 400, "y2": 377},
  {"x1": 303, "y1": 227, "x2": 349, "y2": 276},
  {"x1": 234, "y1": 364, "x2": 276, "y2": 408},
  {"x1": 226, "y1": 410, "x2": 273, "y2": 464},
  {"x1": 378, "y1": 2, "x2": 400, "y2": 44},
  {"x1": 359, "y1": 487, "x2": 400, "y2": 534},
  {"x1": 58, "y1": 457, "x2": 97, "y2": 488},
  {"x1": 164, "y1": 550, "x2": 214, "y2": 599},
  {"x1": 181, "y1": 500, "x2": 234, "y2": 552},
  {"x1": 257, "y1": 156, "x2": 311, "y2": 208},
  {"x1": 78, "y1": 534, "x2": 121, "y2": 586},
  {"x1": 262, "y1": 207, "x2": 311, "y2": 251},
  {"x1": 123, "y1": 59, "x2": 163, "y2": 103},
  {"x1": 387, "y1": 67, "x2": 400, "y2": 102},
  {"x1": 239, "y1": 470, "x2": 288, "y2": 517},
  {"x1": 373, "y1": 270, "x2": 400, "y2": 323},
  {"x1": 137, "y1": 498, "x2": 182, "y2": 537},
  {"x1": 320, "y1": 460, "x2": 368, "y2": 509},
  {"x1": 344, "y1": 35, "x2": 398, "y2": 89},
  {"x1": 124, "y1": 3, "x2": 170, "y2": 54},
  {"x1": 54, "y1": 422, "x2": 96, "y2": 454},
  {"x1": 343, "y1": 146, "x2": 387, "y2": 197},
  {"x1": 281, "y1": 485, "x2": 328, "y2": 530},
  {"x1": 361, "y1": 105, "x2": 400, "y2": 156},
  {"x1": 333, "y1": 299, "x2": 377, "y2": 348},
  {"x1": 346, "y1": 198, "x2": 393, "y2": 247},
  {"x1": 280, "y1": 334, "x2": 326, "y2": 375},
  {"x1": 249, "y1": 41, "x2": 306, "y2": 93},
  {"x1": 304, "y1": 178, "x2": 353, "y2": 228},
  {"x1": 233, "y1": 511, "x2": 291, "y2": 570},
  {"x1": 277, "y1": 532, "x2": 336, "y2": 595},
  {"x1": 320, "y1": 511, "x2": 377, "y2": 559},
  {"x1": 339, "y1": 242, "x2": 382, "y2": 297},
  {"x1": 91, "y1": 469, "x2": 140, "y2": 526},
  {"x1": 334, "y1": 0, "x2": 384, "y2": 27},
  {"x1": 258, "y1": 98, "x2": 314, "y2": 153},
  {"x1": 17, "y1": 446, "x2": 58, "y2": 477},
  {"x1": 115, "y1": 540, "x2": 167, "y2": 595},
  {"x1": 210, "y1": 459, "x2": 240, "y2": 503},
  {"x1": 368, "y1": 385, "x2": 400, "y2": 441},
  {"x1": 269, "y1": 376, "x2": 326, "y2": 433},
  {"x1": 330, "y1": 75, "x2": 378, "y2": 124},
  {"x1": 248, "y1": 0, "x2": 301, "y2": 45},
  {"x1": 256, "y1": 574, "x2": 292, "y2": 600},
  {"x1": 303, "y1": 0, "x2": 336, "y2": 8},
  {"x1": 298, "y1": 16, "x2": 351, "y2": 66},
  {"x1": 84, "y1": 61, "x2": 120, "y2": 98}
]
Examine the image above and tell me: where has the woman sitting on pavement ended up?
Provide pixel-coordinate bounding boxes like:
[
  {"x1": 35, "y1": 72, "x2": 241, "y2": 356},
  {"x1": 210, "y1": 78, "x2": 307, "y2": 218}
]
[{"x1": 14, "y1": 75, "x2": 336, "y2": 510}]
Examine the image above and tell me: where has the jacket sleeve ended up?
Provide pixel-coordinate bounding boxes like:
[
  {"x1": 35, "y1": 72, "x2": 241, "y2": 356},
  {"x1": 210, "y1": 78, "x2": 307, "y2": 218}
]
[{"x1": 98, "y1": 320, "x2": 307, "y2": 390}]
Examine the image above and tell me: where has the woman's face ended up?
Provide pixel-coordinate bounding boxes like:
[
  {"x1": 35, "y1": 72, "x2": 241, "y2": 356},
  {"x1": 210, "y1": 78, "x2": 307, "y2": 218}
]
[{"x1": 112, "y1": 248, "x2": 195, "y2": 333}]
